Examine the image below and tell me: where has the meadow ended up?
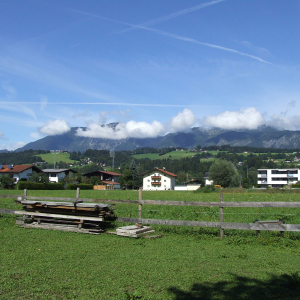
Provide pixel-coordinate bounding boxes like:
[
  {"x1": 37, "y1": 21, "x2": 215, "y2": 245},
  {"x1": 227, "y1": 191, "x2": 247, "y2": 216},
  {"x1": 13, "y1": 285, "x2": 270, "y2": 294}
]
[
  {"x1": 1, "y1": 189, "x2": 300, "y2": 299},
  {"x1": 37, "y1": 153, "x2": 77, "y2": 165}
]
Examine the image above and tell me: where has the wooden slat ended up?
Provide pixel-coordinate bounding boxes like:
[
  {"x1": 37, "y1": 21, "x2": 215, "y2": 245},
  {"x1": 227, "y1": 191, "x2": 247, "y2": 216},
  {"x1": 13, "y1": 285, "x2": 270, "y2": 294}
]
[
  {"x1": 116, "y1": 217, "x2": 300, "y2": 232},
  {"x1": 0, "y1": 209, "x2": 15, "y2": 214},
  {"x1": 139, "y1": 200, "x2": 300, "y2": 208},
  {"x1": 117, "y1": 217, "x2": 221, "y2": 227},
  {"x1": 14, "y1": 211, "x2": 104, "y2": 222}
]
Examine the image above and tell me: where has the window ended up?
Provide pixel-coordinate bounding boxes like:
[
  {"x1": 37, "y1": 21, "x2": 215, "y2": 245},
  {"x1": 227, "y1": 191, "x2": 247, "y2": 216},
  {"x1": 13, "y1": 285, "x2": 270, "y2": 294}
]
[
  {"x1": 147, "y1": 179, "x2": 150, "y2": 182},
  {"x1": 164, "y1": 180, "x2": 166, "y2": 182},
  {"x1": 50, "y1": 173, "x2": 57, "y2": 177}
]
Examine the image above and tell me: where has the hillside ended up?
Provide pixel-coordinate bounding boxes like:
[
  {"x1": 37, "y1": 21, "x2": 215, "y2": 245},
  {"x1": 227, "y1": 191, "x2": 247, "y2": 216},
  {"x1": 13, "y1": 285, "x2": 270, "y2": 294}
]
[{"x1": 15, "y1": 125, "x2": 300, "y2": 152}]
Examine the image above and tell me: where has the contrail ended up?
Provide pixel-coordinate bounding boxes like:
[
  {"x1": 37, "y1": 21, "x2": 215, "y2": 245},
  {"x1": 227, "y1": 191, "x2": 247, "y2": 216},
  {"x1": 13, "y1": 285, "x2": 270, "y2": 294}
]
[
  {"x1": 70, "y1": 9, "x2": 270, "y2": 64},
  {"x1": 118, "y1": 0, "x2": 226, "y2": 33},
  {"x1": 0, "y1": 101, "x2": 223, "y2": 108}
]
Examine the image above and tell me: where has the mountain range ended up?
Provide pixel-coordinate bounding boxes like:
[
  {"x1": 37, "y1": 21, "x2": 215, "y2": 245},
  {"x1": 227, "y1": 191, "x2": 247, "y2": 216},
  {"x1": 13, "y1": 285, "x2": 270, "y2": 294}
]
[{"x1": 15, "y1": 125, "x2": 300, "y2": 152}]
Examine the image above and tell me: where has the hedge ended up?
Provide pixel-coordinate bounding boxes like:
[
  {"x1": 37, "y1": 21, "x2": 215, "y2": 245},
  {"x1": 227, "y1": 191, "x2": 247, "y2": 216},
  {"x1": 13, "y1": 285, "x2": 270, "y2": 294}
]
[
  {"x1": 66, "y1": 183, "x2": 93, "y2": 190},
  {"x1": 17, "y1": 182, "x2": 64, "y2": 190}
]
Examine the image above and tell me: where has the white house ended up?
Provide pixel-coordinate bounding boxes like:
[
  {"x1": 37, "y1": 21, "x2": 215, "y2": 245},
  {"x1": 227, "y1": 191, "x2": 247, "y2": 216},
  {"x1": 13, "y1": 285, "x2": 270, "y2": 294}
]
[
  {"x1": 142, "y1": 168, "x2": 177, "y2": 191},
  {"x1": 0, "y1": 164, "x2": 42, "y2": 184},
  {"x1": 42, "y1": 169, "x2": 77, "y2": 183},
  {"x1": 257, "y1": 168, "x2": 300, "y2": 188}
]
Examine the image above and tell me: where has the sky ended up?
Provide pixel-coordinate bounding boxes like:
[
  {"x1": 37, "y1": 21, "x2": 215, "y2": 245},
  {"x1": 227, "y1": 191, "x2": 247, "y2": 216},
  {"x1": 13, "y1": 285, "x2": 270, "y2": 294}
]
[{"x1": 1, "y1": 0, "x2": 300, "y2": 150}]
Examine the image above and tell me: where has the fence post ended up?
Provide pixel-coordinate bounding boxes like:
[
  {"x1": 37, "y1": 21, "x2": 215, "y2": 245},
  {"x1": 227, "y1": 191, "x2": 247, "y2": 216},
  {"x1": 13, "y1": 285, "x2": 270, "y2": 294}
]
[
  {"x1": 76, "y1": 188, "x2": 80, "y2": 201},
  {"x1": 24, "y1": 189, "x2": 27, "y2": 200},
  {"x1": 139, "y1": 187, "x2": 143, "y2": 220},
  {"x1": 219, "y1": 193, "x2": 224, "y2": 239}
]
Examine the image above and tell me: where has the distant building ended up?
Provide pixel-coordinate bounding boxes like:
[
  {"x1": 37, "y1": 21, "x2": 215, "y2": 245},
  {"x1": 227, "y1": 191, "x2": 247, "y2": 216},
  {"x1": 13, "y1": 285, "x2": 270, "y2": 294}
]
[
  {"x1": 142, "y1": 168, "x2": 177, "y2": 191},
  {"x1": 42, "y1": 168, "x2": 77, "y2": 183},
  {"x1": 83, "y1": 170, "x2": 122, "y2": 189},
  {"x1": 257, "y1": 168, "x2": 300, "y2": 188},
  {"x1": 0, "y1": 164, "x2": 42, "y2": 184}
]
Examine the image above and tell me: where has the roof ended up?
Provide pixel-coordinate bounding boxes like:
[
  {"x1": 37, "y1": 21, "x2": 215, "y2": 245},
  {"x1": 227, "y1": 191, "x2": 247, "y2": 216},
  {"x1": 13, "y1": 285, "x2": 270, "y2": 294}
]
[
  {"x1": 83, "y1": 170, "x2": 122, "y2": 176},
  {"x1": 42, "y1": 168, "x2": 77, "y2": 173},
  {"x1": 0, "y1": 164, "x2": 41, "y2": 174},
  {"x1": 141, "y1": 168, "x2": 177, "y2": 177},
  {"x1": 102, "y1": 180, "x2": 120, "y2": 185}
]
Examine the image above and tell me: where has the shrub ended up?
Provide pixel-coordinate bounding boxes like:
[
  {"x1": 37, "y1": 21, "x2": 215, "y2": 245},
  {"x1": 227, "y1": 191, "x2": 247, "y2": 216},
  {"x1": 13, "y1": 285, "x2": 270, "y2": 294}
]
[
  {"x1": 194, "y1": 185, "x2": 216, "y2": 193},
  {"x1": 17, "y1": 182, "x2": 63, "y2": 190},
  {"x1": 66, "y1": 183, "x2": 93, "y2": 190}
]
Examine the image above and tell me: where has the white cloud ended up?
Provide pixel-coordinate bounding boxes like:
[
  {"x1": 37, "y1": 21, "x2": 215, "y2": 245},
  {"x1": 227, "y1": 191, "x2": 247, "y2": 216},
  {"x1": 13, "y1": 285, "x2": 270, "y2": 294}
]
[
  {"x1": 76, "y1": 120, "x2": 165, "y2": 139},
  {"x1": 169, "y1": 108, "x2": 196, "y2": 132},
  {"x1": 76, "y1": 109, "x2": 197, "y2": 139},
  {"x1": 39, "y1": 119, "x2": 71, "y2": 136},
  {"x1": 267, "y1": 114, "x2": 300, "y2": 131},
  {"x1": 0, "y1": 141, "x2": 26, "y2": 151},
  {"x1": 202, "y1": 107, "x2": 265, "y2": 130}
]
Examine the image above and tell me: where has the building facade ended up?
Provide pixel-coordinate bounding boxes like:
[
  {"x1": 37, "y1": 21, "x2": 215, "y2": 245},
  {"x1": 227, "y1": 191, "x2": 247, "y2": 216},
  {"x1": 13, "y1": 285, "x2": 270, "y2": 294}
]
[
  {"x1": 142, "y1": 168, "x2": 177, "y2": 191},
  {"x1": 83, "y1": 170, "x2": 122, "y2": 189},
  {"x1": 257, "y1": 168, "x2": 300, "y2": 188},
  {"x1": 0, "y1": 164, "x2": 42, "y2": 184},
  {"x1": 42, "y1": 169, "x2": 77, "y2": 183}
]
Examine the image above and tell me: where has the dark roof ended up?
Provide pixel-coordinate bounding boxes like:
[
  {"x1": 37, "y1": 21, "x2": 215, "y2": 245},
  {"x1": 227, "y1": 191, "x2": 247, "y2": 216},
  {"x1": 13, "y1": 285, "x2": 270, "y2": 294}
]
[
  {"x1": 0, "y1": 164, "x2": 42, "y2": 174},
  {"x1": 141, "y1": 168, "x2": 177, "y2": 177},
  {"x1": 42, "y1": 169, "x2": 77, "y2": 173},
  {"x1": 83, "y1": 170, "x2": 122, "y2": 177}
]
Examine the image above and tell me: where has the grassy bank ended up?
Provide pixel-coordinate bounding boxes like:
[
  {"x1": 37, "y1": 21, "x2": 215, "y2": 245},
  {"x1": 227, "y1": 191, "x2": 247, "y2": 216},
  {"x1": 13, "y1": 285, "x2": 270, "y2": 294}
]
[{"x1": 1, "y1": 190, "x2": 300, "y2": 299}]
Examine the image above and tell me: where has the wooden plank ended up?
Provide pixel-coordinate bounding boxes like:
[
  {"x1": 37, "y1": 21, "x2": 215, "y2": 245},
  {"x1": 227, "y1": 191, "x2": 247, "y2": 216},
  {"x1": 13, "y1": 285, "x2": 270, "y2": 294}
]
[
  {"x1": 139, "y1": 200, "x2": 300, "y2": 208},
  {"x1": 117, "y1": 217, "x2": 221, "y2": 227},
  {"x1": 20, "y1": 223, "x2": 103, "y2": 234},
  {"x1": 0, "y1": 195, "x2": 22, "y2": 199},
  {"x1": 116, "y1": 217, "x2": 300, "y2": 232},
  {"x1": 22, "y1": 196, "x2": 139, "y2": 204},
  {"x1": 0, "y1": 209, "x2": 15, "y2": 214},
  {"x1": 219, "y1": 193, "x2": 224, "y2": 239},
  {"x1": 14, "y1": 211, "x2": 104, "y2": 222}
]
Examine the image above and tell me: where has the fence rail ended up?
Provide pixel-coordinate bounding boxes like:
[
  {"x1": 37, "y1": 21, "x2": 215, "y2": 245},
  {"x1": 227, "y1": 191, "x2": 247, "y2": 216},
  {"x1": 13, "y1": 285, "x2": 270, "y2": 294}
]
[{"x1": 1, "y1": 188, "x2": 300, "y2": 238}]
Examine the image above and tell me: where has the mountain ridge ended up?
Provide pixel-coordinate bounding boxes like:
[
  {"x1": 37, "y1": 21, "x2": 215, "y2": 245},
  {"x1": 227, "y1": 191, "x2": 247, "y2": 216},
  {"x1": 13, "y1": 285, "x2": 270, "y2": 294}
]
[{"x1": 15, "y1": 126, "x2": 300, "y2": 152}]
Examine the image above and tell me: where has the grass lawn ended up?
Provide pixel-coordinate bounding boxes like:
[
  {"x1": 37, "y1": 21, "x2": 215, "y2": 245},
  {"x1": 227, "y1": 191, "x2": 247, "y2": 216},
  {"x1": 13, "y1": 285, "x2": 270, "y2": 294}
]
[
  {"x1": 37, "y1": 153, "x2": 78, "y2": 165},
  {"x1": 1, "y1": 189, "x2": 300, "y2": 299}
]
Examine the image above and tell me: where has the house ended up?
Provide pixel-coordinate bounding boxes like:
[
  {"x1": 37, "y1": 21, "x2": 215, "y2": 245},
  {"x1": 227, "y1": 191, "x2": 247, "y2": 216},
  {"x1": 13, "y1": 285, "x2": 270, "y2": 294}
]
[
  {"x1": 83, "y1": 170, "x2": 122, "y2": 189},
  {"x1": 257, "y1": 168, "x2": 300, "y2": 188},
  {"x1": 142, "y1": 168, "x2": 177, "y2": 191},
  {"x1": 0, "y1": 164, "x2": 42, "y2": 184},
  {"x1": 204, "y1": 172, "x2": 214, "y2": 186},
  {"x1": 42, "y1": 168, "x2": 78, "y2": 183}
]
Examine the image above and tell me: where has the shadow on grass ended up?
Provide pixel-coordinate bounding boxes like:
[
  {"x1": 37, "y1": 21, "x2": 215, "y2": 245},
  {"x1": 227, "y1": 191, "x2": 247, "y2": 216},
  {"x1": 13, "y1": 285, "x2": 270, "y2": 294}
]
[{"x1": 168, "y1": 273, "x2": 300, "y2": 300}]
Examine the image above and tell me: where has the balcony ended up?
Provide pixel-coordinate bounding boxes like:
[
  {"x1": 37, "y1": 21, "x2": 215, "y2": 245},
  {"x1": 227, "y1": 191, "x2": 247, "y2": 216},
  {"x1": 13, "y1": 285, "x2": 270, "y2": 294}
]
[
  {"x1": 151, "y1": 176, "x2": 161, "y2": 180},
  {"x1": 151, "y1": 182, "x2": 161, "y2": 186}
]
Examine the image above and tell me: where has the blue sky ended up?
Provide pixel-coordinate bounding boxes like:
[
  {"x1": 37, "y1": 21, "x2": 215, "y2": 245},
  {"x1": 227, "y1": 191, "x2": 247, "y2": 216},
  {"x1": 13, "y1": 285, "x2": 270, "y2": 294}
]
[{"x1": 1, "y1": 0, "x2": 300, "y2": 150}]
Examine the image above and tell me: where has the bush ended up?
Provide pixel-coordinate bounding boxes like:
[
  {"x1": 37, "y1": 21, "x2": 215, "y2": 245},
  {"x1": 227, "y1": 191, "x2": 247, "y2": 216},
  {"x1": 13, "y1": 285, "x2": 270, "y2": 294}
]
[
  {"x1": 66, "y1": 183, "x2": 93, "y2": 190},
  {"x1": 194, "y1": 185, "x2": 216, "y2": 193},
  {"x1": 17, "y1": 181, "x2": 63, "y2": 190}
]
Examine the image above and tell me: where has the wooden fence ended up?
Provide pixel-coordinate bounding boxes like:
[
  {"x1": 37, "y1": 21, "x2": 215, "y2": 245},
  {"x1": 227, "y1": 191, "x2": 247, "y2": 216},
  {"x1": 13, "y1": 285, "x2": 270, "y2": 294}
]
[{"x1": 1, "y1": 188, "x2": 300, "y2": 238}]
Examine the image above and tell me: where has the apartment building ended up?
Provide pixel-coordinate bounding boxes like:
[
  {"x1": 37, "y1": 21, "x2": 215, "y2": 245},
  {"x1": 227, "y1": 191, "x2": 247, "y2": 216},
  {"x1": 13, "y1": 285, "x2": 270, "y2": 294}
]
[{"x1": 257, "y1": 168, "x2": 300, "y2": 188}]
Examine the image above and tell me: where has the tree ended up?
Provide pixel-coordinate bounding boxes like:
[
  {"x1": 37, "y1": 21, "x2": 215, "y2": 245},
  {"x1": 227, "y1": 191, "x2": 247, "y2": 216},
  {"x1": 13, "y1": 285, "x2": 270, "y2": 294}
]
[
  {"x1": 129, "y1": 160, "x2": 142, "y2": 189},
  {"x1": 28, "y1": 172, "x2": 49, "y2": 184},
  {"x1": 0, "y1": 175, "x2": 14, "y2": 189},
  {"x1": 209, "y1": 160, "x2": 239, "y2": 188},
  {"x1": 90, "y1": 176, "x2": 100, "y2": 186}
]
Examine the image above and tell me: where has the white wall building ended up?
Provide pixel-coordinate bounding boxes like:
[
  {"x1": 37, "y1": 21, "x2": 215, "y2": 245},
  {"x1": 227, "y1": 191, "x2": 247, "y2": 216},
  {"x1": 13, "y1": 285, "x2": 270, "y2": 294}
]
[
  {"x1": 257, "y1": 168, "x2": 300, "y2": 188},
  {"x1": 142, "y1": 168, "x2": 177, "y2": 191},
  {"x1": 0, "y1": 164, "x2": 42, "y2": 184},
  {"x1": 42, "y1": 169, "x2": 77, "y2": 183}
]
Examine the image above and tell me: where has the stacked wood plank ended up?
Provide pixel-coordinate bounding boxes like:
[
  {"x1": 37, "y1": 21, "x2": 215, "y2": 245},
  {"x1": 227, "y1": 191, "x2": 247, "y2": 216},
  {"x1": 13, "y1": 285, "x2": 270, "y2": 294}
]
[
  {"x1": 15, "y1": 200, "x2": 115, "y2": 234},
  {"x1": 116, "y1": 225, "x2": 154, "y2": 238}
]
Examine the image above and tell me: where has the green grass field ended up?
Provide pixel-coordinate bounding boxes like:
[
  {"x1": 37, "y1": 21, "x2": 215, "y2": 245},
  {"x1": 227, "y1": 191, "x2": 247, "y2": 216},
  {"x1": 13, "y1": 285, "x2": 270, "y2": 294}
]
[
  {"x1": 1, "y1": 189, "x2": 300, "y2": 299},
  {"x1": 37, "y1": 153, "x2": 77, "y2": 165}
]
